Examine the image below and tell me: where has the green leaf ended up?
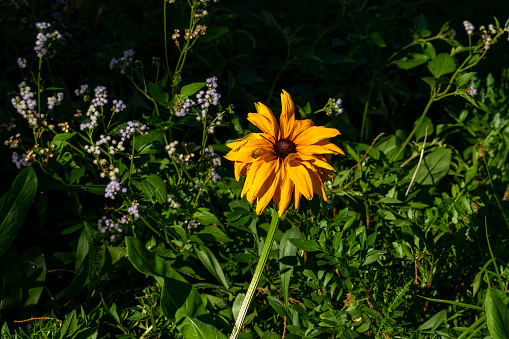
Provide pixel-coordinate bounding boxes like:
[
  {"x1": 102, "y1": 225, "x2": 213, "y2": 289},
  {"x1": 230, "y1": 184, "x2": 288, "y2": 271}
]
[
  {"x1": 178, "y1": 317, "x2": 227, "y2": 339},
  {"x1": 180, "y1": 82, "x2": 207, "y2": 99},
  {"x1": 427, "y1": 53, "x2": 456, "y2": 78},
  {"x1": 392, "y1": 53, "x2": 429, "y2": 70},
  {"x1": 414, "y1": 117, "x2": 434, "y2": 141},
  {"x1": 457, "y1": 72, "x2": 477, "y2": 87},
  {"x1": 0, "y1": 168, "x2": 38, "y2": 258},
  {"x1": 406, "y1": 148, "x2": 451, "y2": 185},
  {"x1": 134, "y1": 174, "x2": 167, "y2": 204},
  {"x1": 267, "y1": 295, "x2": 291, "y2": 319},
  {"x1": 126, "y1": 237, "x2": 207, "y2": 322},
  {"x1": 197, "y1": 225, "x2": 232, "y2": 243},
  {"x1": 194, "y1": 244, "x2": 229, "y2": 289},
  {"x1": 193, "y1": 209, "x2": 223, "y2": 226},
  {"x1": 18, "y1": 247, "x2": 46, "y2": 317},
  {"x1": 58, "y1": 309, "x2": 78, "y2": 339},
  {"x1": 288, "y1": 238, "x2": 323, "y2": 252},
  {"x1": 148, "y1": 82, "x2": 169, "y2": 107},
  {"x1": 485, "y1": 288, "x2": 509, "y2": 339},
  {"x1": 232, "y1": 294, "x2": 245, "y2": 322},
  {"x1": 279, "y1": 228, "x2": 299, "y2": 306},
  {"x1": 52, "y1": 132, "x2": 76, "y2": 142},
  {"x1": 419, "y1": 309, "x2": 447, "y2": 331}
]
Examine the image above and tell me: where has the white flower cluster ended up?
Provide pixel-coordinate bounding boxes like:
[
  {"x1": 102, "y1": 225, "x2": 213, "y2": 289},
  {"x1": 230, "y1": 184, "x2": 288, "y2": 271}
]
[
  {"x1": 203, "y1": 146, "x2": 221, "y2": 166},
  {"x1": 181, "y1": 219, "x2": 200, "y2": 230},
  {"x1": 168, "y1": 196, "x2": 181, "y2": 208},
  {"x1": 34, "y1": 21, "x2": 63, "y2": 58},
  {"x1": 4, "y1": 134, "x2": 21, "y2": 148},
  {"x1": 463, "y1": 20, "x2": 475, "y2": 35},
  {"x1": 196, "y1": 76, "x2": 221, "y2": 121},
  {"x1": 97, "y1": 216, "x2": 123, "y2": 244},
  {"x1": 47, "y1": 93, "x2": 64, "y2": 110},
  {"x1": 109, "y1": 49, "x2": 136, "y2": 74},
  {"x1": 12, "y1": 152, "x2": 33, "y2": 169},
  {"x1": 79, "y1": 86, "x2": 108, "y2": 130},
  {"x1": 11, "y1": 81, "x2": 51, "y2": 127},
  {"x1": 165, "y1": 140, "x2": 179, "y2": 157}
]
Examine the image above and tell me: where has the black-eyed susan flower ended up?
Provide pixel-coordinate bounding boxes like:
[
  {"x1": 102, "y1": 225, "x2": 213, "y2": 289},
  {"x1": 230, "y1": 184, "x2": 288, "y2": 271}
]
[{"x1": 225, "y1": 90, "x2": 344, "y2": 217}]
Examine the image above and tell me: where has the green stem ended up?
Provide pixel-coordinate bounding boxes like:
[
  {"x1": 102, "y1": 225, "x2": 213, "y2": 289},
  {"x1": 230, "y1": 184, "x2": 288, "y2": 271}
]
[
  {"x1": 391, "y1": 97, "x2": 434, "y2": 162},
  {"x1": 230, "y1": 210, "x2": 280, "y2": 339}
]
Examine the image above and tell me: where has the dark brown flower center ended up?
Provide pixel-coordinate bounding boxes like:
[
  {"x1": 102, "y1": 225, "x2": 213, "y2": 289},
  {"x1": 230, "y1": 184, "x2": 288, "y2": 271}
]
[{"x1": 275, "y1": 139, "x2": 296, "y2": 158}]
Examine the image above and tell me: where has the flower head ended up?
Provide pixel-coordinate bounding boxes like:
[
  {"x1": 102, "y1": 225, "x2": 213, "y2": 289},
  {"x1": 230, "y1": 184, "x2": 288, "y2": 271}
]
[{"x1": 225, "y1": 90, "x2": 344, "y2": 217}]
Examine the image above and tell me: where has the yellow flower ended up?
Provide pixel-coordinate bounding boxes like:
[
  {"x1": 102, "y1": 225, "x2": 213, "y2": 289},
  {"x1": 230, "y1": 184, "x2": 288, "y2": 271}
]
[{"x1": 225, "y1": 90, "x2": 344, "y2": 217}]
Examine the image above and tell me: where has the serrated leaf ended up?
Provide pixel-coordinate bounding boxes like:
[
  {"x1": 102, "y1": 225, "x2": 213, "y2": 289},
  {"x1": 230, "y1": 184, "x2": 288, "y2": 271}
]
[
  {"x1": 392, "y1": 53, "x2": 429, "y2": 70},
  {"x1": 197, "y1": 225, "x2": 232, "y2": 243},
  {"x1": 406, "y1": 148, "x2": 451, "y2": 185},
  {"x1": 180, "y1": 82, "x2": 207, "y2": 99},
  {"x1": 148, "y1": 82, "x2": 169, "y2": 107},
  {"x1": 193, "y1": 209, "x2": 223, "y2": 226},
  {"x1": 427, "y1": 53, "x2": 456, "y2": 78}
]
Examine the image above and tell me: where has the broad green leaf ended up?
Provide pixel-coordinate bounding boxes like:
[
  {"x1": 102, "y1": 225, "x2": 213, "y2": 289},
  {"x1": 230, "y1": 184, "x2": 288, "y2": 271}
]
[
  {"x1": 18, "y1": 247, "x2": 46, "y2": 317},
  {"x1": 288, "y1": 238, "x2": 323, "y2": 252},
  {"x1": 197, "y1": 225, "x2": 232, "y2": 243},
  {"x1": 279, "y1": 228, "x2": 299, "y2": 306},
  {"x1": 148, "y1": 81, "x2": 169, "y2": 107},
  {"x1": 194, "y1": 209, "x2": 223, "y2": 226},
  {"x1": 52, "y1": 132, "x2": 76, "y2": 142},
  {"x1": 134, "y1": 174, "x2": 167, "y2": 204},
  {"x1": 457, "y1": 72, "x2": 477, "y2": 87},
  {"x1": 126, "y1": 237, "x2": 207, "y2": 322},
  {"x1": 485, "y1": 288, "x2": 509, "y2": 339},
  {"x1": 58, "y1": 309, "x2": 78, "y2": 339},
  {"x1": 406, "y1": 148, "x2": 451, "y2": 185},
  {"x1": 392, "y1": 53, "x2": 429, "y2": 70},
  {"x1": 180, "y1": 82, "x2": 207, "y2": 99},
  {"x1": 178, "y1": 317, "x2": 227, "y2": 339},
  {"x1": 267, "y1": 295, "x2": 291, "y2": 320},
  {"x1": 414, "y1": 117, "x2": 434, "y2": 141},
  {"x1": 427, "y1": 53, "x2": 456, "y2": 78},
  {"x1": 375, "y1": 135, "x2": 397, "y2": 155},
  {"x1": 261, "y1": 332, "x2": 282, "y2": 339},
  {"x1": 419, "y1": 309, "x2": 447, "y2": 331},
  {"x1": 0, "y1": 168, "x2": 37, "y2": 258},
  {"x1": 194, "y1": 244, "x2": 229, "y2": 289},
  {"x1": 232, "y1": 293, "x2": 245, "y2": 322}
]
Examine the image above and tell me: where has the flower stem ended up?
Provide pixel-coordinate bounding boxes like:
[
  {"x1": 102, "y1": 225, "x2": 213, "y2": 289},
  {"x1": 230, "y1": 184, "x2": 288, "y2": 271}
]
[{"x1": 229, "y1": 209, "x2": 280, "y2": 339}]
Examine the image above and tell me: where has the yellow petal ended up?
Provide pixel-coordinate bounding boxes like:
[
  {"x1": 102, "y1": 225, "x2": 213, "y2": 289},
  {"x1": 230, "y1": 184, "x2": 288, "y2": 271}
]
[
  {"x1": 287, "y1": 160, "x2": 313, "y2": 200},
  {"x1": 289, "y1": 119, "x2": 314, "y2": 141},
  {"x1": 241, "y1": 160, "x2": 264, "y2": 200},
  {"x1": 226, "y1": 133, "x2": 264, "y2": 150},
  {"x1": 294, "y1": 189, "x2": 302, "y2": 211},
  {"x1": 308, "y1": 168, "x2": 326, "y2": 201},
  {"x1": 256, "y1": 170, "x2": 280, "y2": 215},
  {"x1": 276, "y1": 166, "x2": 294, "y2": 216},
  {"x1": 279, "y1": 90, "x2": 295, "y2": 140},
  {"x1": 297, "y1": 140, "x2": 344, "y2": 155},
  {"x1": 248, "y1": 113, "x2": 278, "y2": 140},
  {"x1": 246, "y1": 159, "x2": 277, "y2": 202},
  {"x1": 293, "y1": 126, "x2": 340, "y2": 146},
  {"x1": 252, "y1": 102, "x2": 279, "y2": 139},
  {"x1": 298, "y1": 154, "x2": 335, "y2": 171}
]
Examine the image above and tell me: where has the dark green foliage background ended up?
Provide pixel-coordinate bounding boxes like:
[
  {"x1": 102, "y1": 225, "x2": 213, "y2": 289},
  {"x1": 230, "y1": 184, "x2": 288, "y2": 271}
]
[{"x1": 1, "y1": 0, "x2": 509, "y2": 338}]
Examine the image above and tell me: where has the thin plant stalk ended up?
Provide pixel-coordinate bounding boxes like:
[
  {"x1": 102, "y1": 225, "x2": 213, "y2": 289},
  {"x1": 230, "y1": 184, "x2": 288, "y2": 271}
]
[{"x1": 230, "y1": 209, "x2": 280, "y2": 339}]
